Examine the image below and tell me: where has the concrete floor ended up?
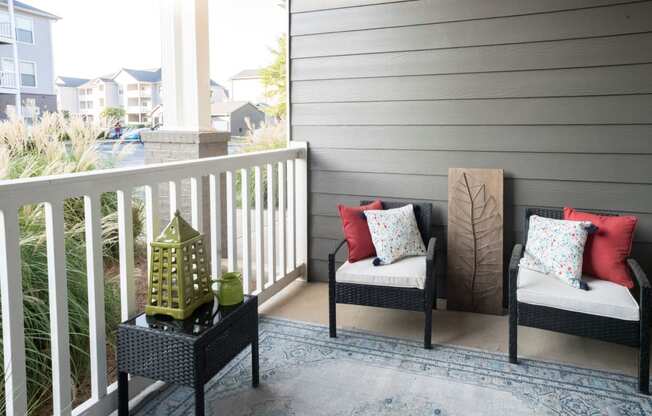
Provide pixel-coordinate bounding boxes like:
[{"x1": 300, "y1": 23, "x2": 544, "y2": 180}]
[{"x1": 260, "y1": 280, "x2": 645, "y2": 378}]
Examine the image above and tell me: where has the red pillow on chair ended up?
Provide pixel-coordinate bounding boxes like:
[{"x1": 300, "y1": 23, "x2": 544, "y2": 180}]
[
  {"x1": 564, "y1": 207, "x2": 637, "y2": 288},
  {"x1": 338, "y1": 200, "x2": 383, "y2": 262}
]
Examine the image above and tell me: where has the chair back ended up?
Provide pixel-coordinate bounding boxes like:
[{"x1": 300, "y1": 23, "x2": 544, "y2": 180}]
[
  {"x1": 361, "y1": 200, "x2": 432, "y2": 246},
  {"x1": 524, "y1": 207, "x2": 617, "y2": 243}
]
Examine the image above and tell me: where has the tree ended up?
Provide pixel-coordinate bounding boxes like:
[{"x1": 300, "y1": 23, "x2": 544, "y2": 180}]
[
  {"x1": 100, "y1": 106, "x2": 126, "y2": 121},
  {"x1": 260, "y1": 34, "x2": 287, "y2": 120}
]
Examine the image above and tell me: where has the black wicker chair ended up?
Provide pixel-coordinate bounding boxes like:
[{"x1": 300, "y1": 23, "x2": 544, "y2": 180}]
[
  {"x1": 328, "y1": 201, "x2": 437, "y2": 349},
  {"x1": 509, "y1": 207, "x2": 650, "y2": 394}
]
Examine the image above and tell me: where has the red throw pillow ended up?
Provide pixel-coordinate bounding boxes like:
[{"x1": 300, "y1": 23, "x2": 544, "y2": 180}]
[
  {"x1": 338, "y1": 200, "x2": 383, "y2": 262},
  {"x1": 564, "y1": 207, "x2": 637, "y2": 288}
]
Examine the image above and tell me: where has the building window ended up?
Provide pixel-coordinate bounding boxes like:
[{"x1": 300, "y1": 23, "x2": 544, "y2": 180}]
[
  {"x1": 19, "y1": 61, "x2": 35, "y2": 87},
  {"x1": 15, "y1": 16, "x2": 34, "y2": 44},
  {"x1": 99, "y1": 84, "x2": 104, "y2": 91},
  {"x1": 128, "y1": 114, "x2": 139, "y2": 122},
  {"x1": 127, "y1": 84, "x2": 138, "y2": 91},
  {"x1": 99, "y1": 98, "x2": 104, "y2": 107},
  {"x1": 127, "y1": 97, "x2": 138, "y2": 106}
]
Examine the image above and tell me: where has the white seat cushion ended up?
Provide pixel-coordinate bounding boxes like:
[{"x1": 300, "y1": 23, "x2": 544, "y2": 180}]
[
  {"x1": 336, "y1": 256, "x2": 426, "y2": 289},
  {"x1": 517, "y1": 268, "x2": 639, "y2": 321}
]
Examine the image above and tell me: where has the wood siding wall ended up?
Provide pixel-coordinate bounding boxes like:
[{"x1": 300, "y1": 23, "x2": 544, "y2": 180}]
[{"x1": 289, "y1": 0, "x2": 652, "y2": 297}]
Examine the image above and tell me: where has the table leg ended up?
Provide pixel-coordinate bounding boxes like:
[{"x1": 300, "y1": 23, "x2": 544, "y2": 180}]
[
  {"x1": 118, "y1": 371, "x2": 128, "y2": 416},
  {"x1": 194, "y1": 384, "x2": 205, "y2": 416},
  {"x1": 195, "y1": 351, "x2": 206, "y2": 416},
  {"x1": 252, "y1": 328, "x2": 259, "y2": 387}
]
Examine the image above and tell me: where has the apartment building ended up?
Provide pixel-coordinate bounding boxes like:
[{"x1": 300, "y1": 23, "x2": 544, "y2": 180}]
[
  {"x1": 58, "y1": 67, "x2": 228, "y2": 126},
  {"x1": 0, "y1": 0, "x2": 58, "y2": 122}
]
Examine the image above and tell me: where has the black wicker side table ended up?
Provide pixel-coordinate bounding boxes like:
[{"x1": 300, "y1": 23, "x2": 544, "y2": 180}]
[{"x1": 117, "y1": 295, "x2": 259, "y2": 416}]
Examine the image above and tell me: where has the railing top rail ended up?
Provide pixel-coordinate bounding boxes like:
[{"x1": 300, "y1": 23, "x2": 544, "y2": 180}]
[{"x1": 0, "y1": 147, "x2": 304, "y2": 209}]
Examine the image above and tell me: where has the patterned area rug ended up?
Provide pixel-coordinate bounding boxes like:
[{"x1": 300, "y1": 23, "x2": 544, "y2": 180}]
[{"x1": 137, "y1": 317, "x2": 652, "y2": 415}]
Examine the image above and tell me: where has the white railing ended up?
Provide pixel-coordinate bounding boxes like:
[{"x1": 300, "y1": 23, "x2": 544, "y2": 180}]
[
  {"x1": 0, "y1": 144, "x2": 308, "y2": 416},
  {"x1": 0, "y1": 22, "x2": 12, "y2": 40},
  {"x1": 0, "y1": 71, "x2": 17, "y2": 89}
]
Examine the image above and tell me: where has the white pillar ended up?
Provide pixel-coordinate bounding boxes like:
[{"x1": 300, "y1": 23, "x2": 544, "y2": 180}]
[
  {"x1": 8, "y1": 0, "x2": 21, "y2": 119},
  {"x1": 160, "y1": 0, "x2": 212, "y2": 131}
]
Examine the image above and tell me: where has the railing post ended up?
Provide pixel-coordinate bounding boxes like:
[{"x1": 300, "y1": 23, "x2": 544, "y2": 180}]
[
  {"x1": 241, "y1": 168, "x2": 251, "y2": 293},
  {"x1": 226, "y1": 171, "x2": 237, "y2": 273},
  {"x1": 277, "y1": 161, "x2": 286, "y2": 277},
  {"x1": 209, "y1": 173, "x2": 222, "y2": 278},
  {"x1": 0, "y1": 205, "x2": 28, "y2": 416},
  {"x1": 117, "y1": 188, "x2": 136, "y2": 320},
  {"x1": 254, "y1": 166, "x2": 264, "y2": 293},
  {"x1": 290, "y1": 142, "x2": 309, "y2": 280},
  {"x1": 84, "y1": 194, "x2": 108, "y2": 401},
  {"x1": 45, "y1": 200, "x2": 73, "y2": 415}
]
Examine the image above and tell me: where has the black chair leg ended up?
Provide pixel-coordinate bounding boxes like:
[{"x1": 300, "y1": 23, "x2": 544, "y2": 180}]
[
  {"x1": 424, "y1": 307, "x2": 432, "y2": 349},
  {"x1": 329, "y1": 291, "x2": 337, "y2": 338},
  {"x1": 509, "y1": 305, "x2": 518, "y2": 364},
  {"x1": 639, "y1": 323, "x2": 650, "y2": 394},
  {"x1": 328, "y1": 254, "x2": 337, "y2": 338}
]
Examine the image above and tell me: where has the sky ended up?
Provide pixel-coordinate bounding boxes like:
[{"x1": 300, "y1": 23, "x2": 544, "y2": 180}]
[{"x1": 27, "y1": 0, "x2": 287, "y2": 86}]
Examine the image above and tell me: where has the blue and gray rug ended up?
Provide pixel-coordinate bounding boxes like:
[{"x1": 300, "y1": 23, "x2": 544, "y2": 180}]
[{"x1": 137, "y1": 317, "x2": 652, "y2": 415}]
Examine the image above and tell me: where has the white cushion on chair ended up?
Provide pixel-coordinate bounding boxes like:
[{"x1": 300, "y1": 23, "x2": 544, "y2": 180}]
[
  {"x1": 336, "y1": 256, "x2": 426, "y2": 289},
  {"x1": 517, "y1": 268, "x2": 639, "y2": 321}
]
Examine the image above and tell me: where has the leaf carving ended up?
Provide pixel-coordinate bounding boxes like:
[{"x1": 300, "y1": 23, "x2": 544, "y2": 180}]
[{"x1": 448, "y1": 171, "x2": 503, "y2": 312}]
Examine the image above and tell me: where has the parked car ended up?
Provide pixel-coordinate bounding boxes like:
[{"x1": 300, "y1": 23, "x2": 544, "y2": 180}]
[{"x1": 120, "y1": 128, "x2": 149, "y2": 143}]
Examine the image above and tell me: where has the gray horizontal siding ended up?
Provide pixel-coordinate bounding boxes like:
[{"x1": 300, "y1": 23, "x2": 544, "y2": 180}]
[
  {"x1": 292, "y1": 2, "x2": 652, "y2": 58},
  {"x1": 290, "y1": 0, "x2": 404, "y2": 13},
  {"x1": 290, "y1": 0, "x2": 652, "y2": 287},
  {"x1": 291, "y1": 0, "x2": 637, "y2": 34},
  {"x1": 310, "y1": 149, "x2": 652, "y2": 184},
  {"x1": 310, "y1": 171, "x2": 652, "y2": 214},
  {"x1": 292, "y1": 33, "x2": 652, "y2": 81},
  {"x1": 293, "y1": 125, "x2": 652, "y2": 154},
  {"x1": 294, "y1": 96, "x2": 652, "y2": 125},
  {"x1": 293, "y1": 64, "x2": 652, "y2": 102}
]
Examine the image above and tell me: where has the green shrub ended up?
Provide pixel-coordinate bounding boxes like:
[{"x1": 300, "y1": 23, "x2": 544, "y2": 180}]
[{"x1": 0, "y1": 113, "x2": 143, "y2": 414}]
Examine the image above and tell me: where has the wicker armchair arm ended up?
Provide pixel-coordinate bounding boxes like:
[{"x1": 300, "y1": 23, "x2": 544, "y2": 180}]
[
  {"x1": 330, "y1": 239, "x2": 347, "y2": 260},
  {"x1": 628, "y1": 258, "x2": 650, "y2": 310},
  {"x1": 509, "y1": 244, "x2": 523, "y2": 276},
  {"x1": 629, "y1": 258, "x2": 650, "y2": 289},
  {"x1": 328, "y1": 240, "x2": 347, "y2": 283},
  {"x1": 509, "y1": 244, "x2": 524, "y2": 295},
  {"x1": 425, "y1": 237, "x2": 437, "y2": 307}
]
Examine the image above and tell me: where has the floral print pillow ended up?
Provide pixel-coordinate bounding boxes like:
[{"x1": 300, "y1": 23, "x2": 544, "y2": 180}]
[
  {"x1": 364, "y1": 204, "x2": 426, "y2": 265},
  {"x1": 520, "y1": 215, "x2": 592, "y2": 290}
]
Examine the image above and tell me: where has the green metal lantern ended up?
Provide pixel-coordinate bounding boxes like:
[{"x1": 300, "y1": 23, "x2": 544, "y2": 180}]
[{"x1": 145, "y1": 210, "x2": 213, "y2": 320}]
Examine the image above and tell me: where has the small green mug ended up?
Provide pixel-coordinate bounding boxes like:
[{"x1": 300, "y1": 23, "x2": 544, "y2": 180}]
[{"x1": 214, "y1": 272, "x2": 244, "y2": 306}]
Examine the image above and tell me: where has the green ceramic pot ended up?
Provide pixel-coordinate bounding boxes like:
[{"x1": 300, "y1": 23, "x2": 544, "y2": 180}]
[{"x1": 215, "y1": 272, "x2": 244, "y2": 306}]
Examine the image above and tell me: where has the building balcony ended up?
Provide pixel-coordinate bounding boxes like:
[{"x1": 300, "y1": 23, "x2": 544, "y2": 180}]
[
  {"x1": 0, "y1": 22, "x2": 14, "y2": 44},
  {"x1": 0, "y1": 70, "x2": 18, "y2": 89}
]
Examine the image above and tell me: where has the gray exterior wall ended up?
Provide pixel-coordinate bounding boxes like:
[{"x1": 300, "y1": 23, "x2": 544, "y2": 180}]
[
  {"x1": 0, "y1": 12, "x2": 56, "y2": 95},
  {"x1": 230, "y1": 104, "x2": 265, "y2": 136},
  {"x1": 289, "y1": 0, "x2": 652, "y2": 297}
]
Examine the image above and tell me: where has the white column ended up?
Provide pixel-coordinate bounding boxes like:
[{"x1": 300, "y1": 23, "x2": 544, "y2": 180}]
[
  {"x1": 159, "y1": 0, "x2": 212, "y2": 131},
  {"x1": 8, "y1": 0, "x2": 21, "y2": 118}
]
